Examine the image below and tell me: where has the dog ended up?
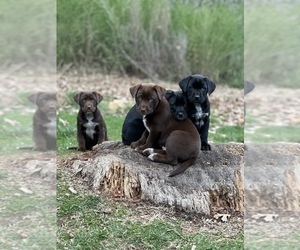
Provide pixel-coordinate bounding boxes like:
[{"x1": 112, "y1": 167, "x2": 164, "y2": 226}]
[
  {"x1": 130, "y1": 84, "x2": 200, "y2": 177},
  {"x1": 179, "y1": 74, "x2": 216, "y2": 151},
  {"x1": 122, "y1": 90, "x2": 188, "y2": 145},
  {"x1": 28, "y1": 92, "x2": 57, "y2": 151},
  {"x1": 74, "y1": 91, "x2": 108, "y2": 151}
]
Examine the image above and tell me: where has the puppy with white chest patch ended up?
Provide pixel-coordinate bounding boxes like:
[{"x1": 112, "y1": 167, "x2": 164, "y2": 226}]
[
  {"x1": 130, "y1": 84, "x2": 200, "y2": 177},
  {"x1": 28, "y1": 92, "x2": 57, "y2": 151},
  {"x1": 179, "y1": 74, "x2": 216, "y2": 151},
  {"x1": 74, "y1": 91, "x2": 108, "y2": 151}
]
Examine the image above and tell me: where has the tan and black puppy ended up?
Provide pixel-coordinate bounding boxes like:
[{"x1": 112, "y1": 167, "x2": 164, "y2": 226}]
[
  {"x1": 28, "y1": 92, "x2": 57, "y2": 151},
  {"x1": 74, "y1": 91, "x2": 108, "y2": 151},
  {"x1": 130, "y1": 84, "x2": 200, "y2": 177}
]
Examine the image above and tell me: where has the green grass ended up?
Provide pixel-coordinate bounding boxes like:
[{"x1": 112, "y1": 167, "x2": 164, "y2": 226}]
[
  {"x1": 57, "y1": 0, "x2": 243, "y2": 87},
  {"x1": 244, "y1": 232, "x2": 300, "y2": 250},
  {"x1": 57, "y1": 180, "x2": 243, "y2": 250},
  {"x1": 245, "y1": 126, "x2": 300, "y2": 143},
  {"x1": 211, "y1": 126, "x2": 244, "y2": 143},
  {"x1": 0, "y1": 110, "x2": 33, "y2": 154},
  {"x1": 0, "y1": 181, "x2": 56, "y2": 249}
]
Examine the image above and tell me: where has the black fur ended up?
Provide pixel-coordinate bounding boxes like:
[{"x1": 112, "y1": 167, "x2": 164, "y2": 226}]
[{"x1": 179, "y1": 74, "x2": 216, "y2": 151}]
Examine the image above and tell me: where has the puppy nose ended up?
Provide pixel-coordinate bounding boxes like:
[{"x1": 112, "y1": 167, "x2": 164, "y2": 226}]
[
  {"x1": 178, "y1": 112, "x2": 183, "y2": 117},
  {"x1": 195, "y1": 95, "x2": 200, "y2": 100}
]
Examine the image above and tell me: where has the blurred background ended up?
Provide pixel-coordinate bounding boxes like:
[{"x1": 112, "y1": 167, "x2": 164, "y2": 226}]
[{"x1": 57, "y1": 0, "x2": 244, "y2": 87}]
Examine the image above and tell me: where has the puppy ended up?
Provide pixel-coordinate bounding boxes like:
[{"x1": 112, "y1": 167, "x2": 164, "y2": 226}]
[
  {"x1": 28, "y1": 92, "x2": 57, "y2": 151},
  {"x1": 179, "y1": 74, "x2": 216, "y2": 151},
  {"x1": 74, "y1": 91, "x2": 108, "y2": 151},
  {"x1": 130, "y1": 84, "x2": 200, "y2": 177},
  {"x1": 122, "y1": 90, "x2": 188, "y2": 145}
]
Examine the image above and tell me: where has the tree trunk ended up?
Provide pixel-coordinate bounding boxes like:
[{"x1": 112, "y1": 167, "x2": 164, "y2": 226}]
[{"x1": 70, "y1": 141, "x2": 244, "y2": 214}]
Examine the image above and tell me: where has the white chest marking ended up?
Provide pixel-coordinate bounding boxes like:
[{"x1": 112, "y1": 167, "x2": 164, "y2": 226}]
[
  {"x1": 194, "y1": 105, "x2": 209, "y2": 127},
  {"x1": 143, "y1": 115, "x2": 150, "y2": 132},
  {"x1": 45, "y1": 118, "x2": 56, "y2": 138},
  {"x1": 84, "y1": 118, "x2": 98, "y2": 139}
]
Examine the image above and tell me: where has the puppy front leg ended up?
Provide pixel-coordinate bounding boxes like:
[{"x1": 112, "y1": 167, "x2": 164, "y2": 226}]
[
  {"x1": 33, "y1": 124, "x2": 47, "y2": 151},
  {"x1": 200, "y1": 119, "x2": 211, "y2": 151},
  {"x1": 135, "y1": 131, "x2": 159, "y2": 153},
  {"x1": 97, "y1": 127, "x2": 107, "y2": 144},
  {"x1": 131, "y1": 130, "x2": 148, "y2": 149},
  {"x1": 77, "y1": 126, "x2": 86, "y2": 151}
]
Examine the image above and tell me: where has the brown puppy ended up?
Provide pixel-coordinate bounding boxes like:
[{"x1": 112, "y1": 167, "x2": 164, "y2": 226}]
[
  {"x1": 28, "y1": 92, "x2": 57, "y2": 151},
  {"x1": 74, "y1": 91, "x2": 108, "y2": 151},
  {"x1": 130, "y1": 84, "x2": 200, "y2": 177}
]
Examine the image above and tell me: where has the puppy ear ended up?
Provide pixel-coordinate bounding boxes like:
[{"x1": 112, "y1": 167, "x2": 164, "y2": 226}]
[
  {"x1": 244, "y1": 80, "x2": 255, "y2": 95},
  {"x1": 205, "y1": 78, "x2": 216, "y2": 95},
  {"x1": 164, "y1": 90, "x2": 174, "y2": 101},
  {"x1": 154, "y1": 85, "x2": 166, "y2": 100},
  {"x1": 28, "y1": 92, "x2": 41, "y2": 104},
  {"x1": 73, "y1": 92, "x2": 82, "y2": 104},
  {"x1": 93, "y1": 92, "x2": 103, "y2": 104},
  {"x1": 178, "y1": 76, "x2": 191, "y2": 93},
  {"x1": 129, "y1": 84, "x2": 142, "y2": 98}
]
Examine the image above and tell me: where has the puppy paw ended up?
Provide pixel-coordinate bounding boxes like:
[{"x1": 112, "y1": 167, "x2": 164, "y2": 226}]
[
  {"x1": 77, "y1": 146, "x2": 86, "y2": 152},
  {"x1": 148, "y1": 153, "x2": 158, "y2": 161},
  {"x1": 131, "y1": 142, "x2": 141, "y2": 149},
  {"x1": 34, "y1": 147, "x2": 47, "y2": 152},
  {"x1": 201, "y1": 144, "x2": 211, "y2": 151},
  {"x1": 143, "y1": 148, "x2": 154, "y2": 156}
]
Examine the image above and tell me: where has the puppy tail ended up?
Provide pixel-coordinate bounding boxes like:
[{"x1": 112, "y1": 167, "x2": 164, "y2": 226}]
[{"x1": 168, "y1": 158, "x2": 197, "y2": 177}]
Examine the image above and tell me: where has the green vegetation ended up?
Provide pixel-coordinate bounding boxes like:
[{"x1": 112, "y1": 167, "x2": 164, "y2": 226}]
[
  {"x1": 0, "y1": 0, "x2": 55, "y2": 67},
  {"x1": 245, "y1": 3, "x2": 300, "y2": 87},
  {"x1": 57, "y1": 0, "x2": 243, "y2": 87},
  {"x1": 0, "y1": 179, "x2": 56, "y2": 249},
  {"x1": 244, "y1": 233, "x2": 300, "y2": 250},
  {"x1": 245, "y1": 126, "x2": 300, "y2": 143},
  {"x1": 57, "y1": 180, "x2": 243, "y2": 249}
]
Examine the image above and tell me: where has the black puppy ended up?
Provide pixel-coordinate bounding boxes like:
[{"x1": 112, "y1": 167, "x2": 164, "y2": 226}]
[
  {"x1": 179, "y1": 74, "x2": 216, "y2": 151},
  {"x1": 122, "y1": 90, "x2": 188, "y2": 145}
]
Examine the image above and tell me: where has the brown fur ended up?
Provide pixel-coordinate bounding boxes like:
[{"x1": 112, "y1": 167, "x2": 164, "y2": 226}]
[
  {"x1": 130, "y1": 84, "x2": 200, "y2": 177},
  {"x1": 28, "y1": 92, "x2": 57, "y2": 151},
  {"x1": 74, "y1": 91, "x2": 108, "y2": 151}
]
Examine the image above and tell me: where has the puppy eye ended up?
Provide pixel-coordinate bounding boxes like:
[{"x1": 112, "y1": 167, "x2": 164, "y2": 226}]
[{"x1": 149, "y1": 98, "x2": 153, "y2": 102}]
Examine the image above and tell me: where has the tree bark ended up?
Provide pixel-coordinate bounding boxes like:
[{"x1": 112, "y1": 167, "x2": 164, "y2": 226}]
[{"x1": 70, "y1": 141, "x2": 244, "y2": 214}]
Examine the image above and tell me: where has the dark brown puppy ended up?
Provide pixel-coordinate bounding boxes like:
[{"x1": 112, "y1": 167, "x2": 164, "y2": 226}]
[
  {"x1": 130, "y1": 84, "x2": 200, "y2": 177},
  {"x1": 28, "y1": 92, "x2": 57, "y2": 151},
  {"x1": 74, "y1": 91, "x2": 108, "y2": 151}
]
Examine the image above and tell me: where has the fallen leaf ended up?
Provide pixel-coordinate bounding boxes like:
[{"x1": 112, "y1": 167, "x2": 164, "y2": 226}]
[
  {"x1": 19, "y1": 187, "x2": 33, "y2": 194},
  {"x1": 4, "y1": 118, "x2": 20, "y2": 126},
  {"x1": 214, "y1": 213, "x2": 231, "y2": 222},
  {"x1": 68, "y1": 187, "x2": 77, "y2": 194},
  {"x1": 59, "y1": 118, "x2": 69, "y2": 126}
]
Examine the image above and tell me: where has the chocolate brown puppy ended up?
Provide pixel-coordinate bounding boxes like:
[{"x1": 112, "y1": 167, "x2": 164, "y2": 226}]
[
  {"x1": 122, "y1": 90, "x2": 188, "y2": 145},
  {"x1": 130, "y1": 84, "x2": 200, "y2": 177},
  {"x1": 28, "y1": 92, "x2": 57, "y2": 151},
  {"x1": 74, "y1": 91, "x2": 108, "y2": 151}
]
